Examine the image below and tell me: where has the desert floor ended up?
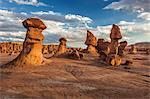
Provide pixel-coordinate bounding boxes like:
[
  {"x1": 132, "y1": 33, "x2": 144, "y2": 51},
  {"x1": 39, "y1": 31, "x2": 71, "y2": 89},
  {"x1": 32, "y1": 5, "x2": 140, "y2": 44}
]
[{"x1": 0, "y1": 53, "x2": 150, "y2": 99}]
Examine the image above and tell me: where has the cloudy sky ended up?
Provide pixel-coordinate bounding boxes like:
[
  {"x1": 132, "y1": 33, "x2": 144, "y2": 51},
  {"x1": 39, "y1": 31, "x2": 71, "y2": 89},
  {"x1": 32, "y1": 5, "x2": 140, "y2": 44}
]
[{"x1": 0, "y1": 0, "x2": 150, "y2": 47}]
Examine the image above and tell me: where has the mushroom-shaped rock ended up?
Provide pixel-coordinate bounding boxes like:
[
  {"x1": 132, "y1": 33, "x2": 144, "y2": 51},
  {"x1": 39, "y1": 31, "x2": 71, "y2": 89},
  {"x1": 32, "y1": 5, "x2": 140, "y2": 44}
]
[
  {"x1": 55, "y1": 37, "x2": 67, "y2": 55},
  {"x1": 85, "y1": 30, "x2": 98, "y2": 55},
  {"x1": 1, "y1": 18, "x2": 47, "y2": 68}
]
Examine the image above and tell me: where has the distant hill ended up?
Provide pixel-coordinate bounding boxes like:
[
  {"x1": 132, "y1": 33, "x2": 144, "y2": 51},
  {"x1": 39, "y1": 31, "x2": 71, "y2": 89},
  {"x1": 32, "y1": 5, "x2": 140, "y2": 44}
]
[{"x1": 128, "y1": 42, "x2": 150, "y2": 48}]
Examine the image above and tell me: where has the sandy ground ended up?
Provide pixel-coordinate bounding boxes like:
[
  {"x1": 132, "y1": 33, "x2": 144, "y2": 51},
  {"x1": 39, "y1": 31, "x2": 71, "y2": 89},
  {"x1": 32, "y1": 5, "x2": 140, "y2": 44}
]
[{"x1": 0, "y1": 53, "x2": 150, "y2": 99}]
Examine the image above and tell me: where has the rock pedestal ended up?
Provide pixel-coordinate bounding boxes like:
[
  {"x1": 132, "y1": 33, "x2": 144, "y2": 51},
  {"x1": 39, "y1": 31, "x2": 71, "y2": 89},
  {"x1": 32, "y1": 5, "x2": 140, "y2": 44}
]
[
  {"x1": 85, "y1": 30, "x2": 98, "y2": 55},
  {"x1": 2, "y1": 18, "x2": 47, "y2": 67},
  {"x1": 106, "y1": 24, "x2": 122, "y2": 66}
]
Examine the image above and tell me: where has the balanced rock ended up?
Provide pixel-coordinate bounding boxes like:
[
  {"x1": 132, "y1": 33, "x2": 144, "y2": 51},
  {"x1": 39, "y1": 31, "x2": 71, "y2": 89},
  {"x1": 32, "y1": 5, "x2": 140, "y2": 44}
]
[
  {"x1": 85, "y1": 30, "x2": 97, "y2": 55},
  {"x1": 109, "y1": 24, "x2": 122, "y2": 55},
  {"x1": 2, "y1": 18, "x2": 47, "y2": 67}
]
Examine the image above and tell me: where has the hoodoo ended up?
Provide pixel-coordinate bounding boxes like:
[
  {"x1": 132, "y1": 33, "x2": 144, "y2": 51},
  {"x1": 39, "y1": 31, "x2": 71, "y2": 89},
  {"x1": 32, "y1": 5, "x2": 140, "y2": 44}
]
[
  {"x1": 1, "y1": 18, "x2": 47, "y2": 67},
  {"x1": 96, "y1": 24, "x2": 130, "y2": 66},
  {"x1": 85, "y1": 30, "x2": 98, "y2": 55}
]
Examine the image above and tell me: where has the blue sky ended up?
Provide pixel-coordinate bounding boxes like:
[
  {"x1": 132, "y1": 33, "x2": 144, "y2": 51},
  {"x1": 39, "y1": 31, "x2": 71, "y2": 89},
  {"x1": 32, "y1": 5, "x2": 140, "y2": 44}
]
[{"x1": 0, "y1": 0, "x2": 150, "y2": 47}]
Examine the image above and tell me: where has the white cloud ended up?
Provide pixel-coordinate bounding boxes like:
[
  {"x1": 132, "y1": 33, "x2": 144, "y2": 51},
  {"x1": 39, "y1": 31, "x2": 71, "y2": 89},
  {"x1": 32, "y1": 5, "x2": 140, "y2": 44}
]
[
  {"x1": 104, "y1": 0, "x2": 149, "y2": 13},
  {"x1": 137, "y1": 12, "x2": 150, "y2": 21},
  {"x1": 31, "y1": 11, "x2": 93, "y2": 27},
  {"x1": 9, "y1": 0, "x2": 47, "y2": 6},
  {"x1": 0, "y1": 9, "x2": 149, "y2": 47},
  {"x1": 31, "y1": 11, "x2": 61, "y2": 16},
  {"x1": 102, "y1": 0, "x2": 150, "y2": 44},
  {"x1": 65, "y1": 14, "x2": 92, "y2": 23},
  {"x1": 0, "y1": 9, "x2": 93, "y2": 47}
]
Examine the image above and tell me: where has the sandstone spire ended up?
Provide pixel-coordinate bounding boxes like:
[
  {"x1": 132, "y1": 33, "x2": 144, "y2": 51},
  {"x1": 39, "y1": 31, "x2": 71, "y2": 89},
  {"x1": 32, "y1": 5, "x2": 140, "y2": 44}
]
[{"x1": 85, "y1": 30, "x2": 98, "y2": 55}]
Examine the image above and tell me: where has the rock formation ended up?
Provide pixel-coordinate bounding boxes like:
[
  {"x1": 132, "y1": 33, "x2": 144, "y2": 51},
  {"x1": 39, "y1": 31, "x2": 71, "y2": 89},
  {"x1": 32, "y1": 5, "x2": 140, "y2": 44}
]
[
  {"x1": 85, "y1": 30, "x2": 98, "y2": 55},
  {"x1": 0, "y1": 42, "x2": 22, "y2": 54},
  {"x1": 106, "y1": 54, "x2": 122, "y2": 66},
  {"x1": 55, "y1": 37, "x2": 67, "y2": 56},
  {"x1": 118, "y1": 41, "x2": 128, "y2": 56},
  {"x1": 68, "y1": 49, "x2": 81, "y2": 59},
  {"x1": 105, "y1": 24, "x2": 122, "y2": 65},
  {"x1": 1, "y1": 18, "x2": 47, "y2": 67},
  {"x1": 97, "y1": 39, "x2": 110, "y2": 61},
  {"x1": 42, "y1": 45, "x2": 49, "y2": 54},
  {"x1": 96, "y1": 24, "x2": 130, "y2": 66},
  {"x1": 109, "y1": 24, "x2": 122, "y2": 54},
  {"x1": 130, "y1": 45, "x2": 137, "y2": 54}
]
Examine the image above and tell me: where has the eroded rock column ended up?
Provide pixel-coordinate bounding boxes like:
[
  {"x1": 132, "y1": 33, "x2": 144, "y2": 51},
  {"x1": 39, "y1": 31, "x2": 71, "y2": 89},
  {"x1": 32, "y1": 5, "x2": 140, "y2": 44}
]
[
  {"x1": 106, "y1": 24, "x2": 122, "y2": 66},
  {"x1": 2, "y1": 18, "x2": 47, "y2": 67},
  {"x1": 85, "y1": 30, "x2": 98, "y2": 55}
]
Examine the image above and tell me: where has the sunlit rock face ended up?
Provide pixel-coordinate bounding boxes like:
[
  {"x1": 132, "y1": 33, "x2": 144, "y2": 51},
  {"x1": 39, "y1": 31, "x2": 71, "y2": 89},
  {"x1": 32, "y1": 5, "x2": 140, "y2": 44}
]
[
  {"x1": 85, "y1": 30, "x2": 98, "y2": 55},
  {"x1": 2, "y1": 18, "x2": 47, "y2": 67}
]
